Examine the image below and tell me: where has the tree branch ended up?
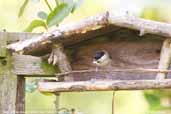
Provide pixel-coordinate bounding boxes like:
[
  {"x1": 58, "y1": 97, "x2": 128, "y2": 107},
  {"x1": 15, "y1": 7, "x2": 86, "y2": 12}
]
[{"x1": 38, "y1": 79, "x2": 171, "y2": 92}]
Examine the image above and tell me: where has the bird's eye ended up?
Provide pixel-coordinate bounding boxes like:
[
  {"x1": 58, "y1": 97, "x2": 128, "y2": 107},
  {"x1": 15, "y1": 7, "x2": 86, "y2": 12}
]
[{"x1": 97, "y1": 60, "x2": 101, "y2": 63}]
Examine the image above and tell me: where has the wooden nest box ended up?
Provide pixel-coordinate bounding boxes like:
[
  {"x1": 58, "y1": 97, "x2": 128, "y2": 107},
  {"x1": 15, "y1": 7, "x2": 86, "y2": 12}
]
[{"x1": 6, "y1": 11, "x2": 171, "y2": 94}]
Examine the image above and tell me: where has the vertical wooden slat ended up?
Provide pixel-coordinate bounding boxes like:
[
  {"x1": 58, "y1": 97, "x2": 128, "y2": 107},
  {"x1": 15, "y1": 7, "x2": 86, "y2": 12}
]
[
  {"x1": 0, "y1": 33, "x2": 17, "y2": 114},
  {"x1": 15, "y1": 76, "x2": 25, "y2": 114}
]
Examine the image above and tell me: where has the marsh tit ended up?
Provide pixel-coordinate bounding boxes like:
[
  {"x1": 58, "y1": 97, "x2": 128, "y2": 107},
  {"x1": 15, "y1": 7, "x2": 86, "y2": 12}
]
[{"x1": 93, "y1": 50, "x2": 112, "y2": 68}]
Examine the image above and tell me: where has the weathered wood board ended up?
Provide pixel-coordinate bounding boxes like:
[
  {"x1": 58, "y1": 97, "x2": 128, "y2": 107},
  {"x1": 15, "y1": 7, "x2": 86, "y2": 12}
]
[
  {"x1": 11, "y1": 29, "x2": 170, "y2": 81},
  {"x1": 0, "y1": 28, "x2": 169, "y2": 81},
  {"x1": 13, "y1": 54, "x2": 59, "y2": 76}
]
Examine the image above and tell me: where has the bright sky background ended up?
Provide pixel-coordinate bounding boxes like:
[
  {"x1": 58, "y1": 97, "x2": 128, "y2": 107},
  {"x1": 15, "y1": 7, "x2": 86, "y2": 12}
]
[{"x1": 1, "y1": 0, "x2": 171, "y2": 32}]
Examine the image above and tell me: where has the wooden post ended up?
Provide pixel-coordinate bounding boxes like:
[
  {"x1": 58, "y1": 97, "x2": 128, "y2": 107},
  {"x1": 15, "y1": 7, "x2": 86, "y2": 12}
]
[
  {"x1": 48, "y1": 43, "x2": 73, "y2": 81},
  {"x1": 48, "y1": 43, "x2": 73, "y2": 113},
  {"x1": 15, "y1": 76, "x2": 25, "y2": 114},
  {"x1": 0, "y1": 33, "x2": 18, "y2": 114},
  {"x1": 156, "y1": 38, "x2": 171, "y2": 80}
]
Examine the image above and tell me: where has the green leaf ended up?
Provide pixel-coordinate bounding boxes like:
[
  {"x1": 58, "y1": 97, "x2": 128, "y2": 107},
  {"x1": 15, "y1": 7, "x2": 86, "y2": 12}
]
[
  {"x1": 25, "y1": 82, "x2": 37, "y2": 93},
  {"x1": 18, "y1": 0, "x2": 29, "y2": 17},
  {"x1": 37, "y1": 11, "x2": 48, "y2": 20},
  {"x1": 41, "y1": 92, "x2": 54, "y2": 96},
  {"x1": 24, "y1": 19, "x2": 47, "y2": 32},
  {"x1": 47, "y1": 3, "x2": 74, "y2": 27},
  {"x1": 71, "y1": 0, "x2": 84, "y2": 13},
  {"x1": 31, "y1": 0, "x2": 40, "y2": 3},
  {"x1": 144, "y1": 92, "x2": 161, "y2": 110}
]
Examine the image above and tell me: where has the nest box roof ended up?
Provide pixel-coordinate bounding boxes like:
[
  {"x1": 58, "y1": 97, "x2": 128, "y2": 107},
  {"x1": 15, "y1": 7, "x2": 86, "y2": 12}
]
[{"x1": 7, "y1": 11, "x2": 171, "y2": 54}]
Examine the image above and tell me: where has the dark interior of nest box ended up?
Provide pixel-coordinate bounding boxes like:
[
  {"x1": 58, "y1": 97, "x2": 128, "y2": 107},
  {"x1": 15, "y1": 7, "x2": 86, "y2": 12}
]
[{"x1": 65, "y1": 28, "x2": 171, "y2": 81}]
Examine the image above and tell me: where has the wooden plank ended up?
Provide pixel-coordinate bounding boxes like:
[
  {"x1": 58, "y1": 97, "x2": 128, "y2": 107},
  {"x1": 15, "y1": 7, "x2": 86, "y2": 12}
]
[
  {"x1": 13, "y1": 54, "x2": 59, "y2": 76},
  {"x1": 15, "y1": 76, "x2": 25, "y2": 114},
  {"x1": 38, "y1": 79, "x2": 171, "y2": 92},
  {"x1": 0, "y1": 32, "x2": 41, "y2": 43}
]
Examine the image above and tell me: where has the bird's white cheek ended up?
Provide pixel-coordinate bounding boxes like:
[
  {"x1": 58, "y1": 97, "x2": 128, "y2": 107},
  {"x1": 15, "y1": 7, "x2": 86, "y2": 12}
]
[
  {"x1": 93, "y1": 61, "x2": 101, "y2": 66},
  {"x1": 93, "y1": 61, "x2": 97, "y2": 64}
]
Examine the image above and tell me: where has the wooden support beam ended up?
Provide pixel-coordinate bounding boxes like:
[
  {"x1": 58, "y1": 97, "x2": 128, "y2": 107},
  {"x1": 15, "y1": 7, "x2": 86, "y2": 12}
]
[
  {"x1": 15, "y1": 76, "x2": 25, "y2": 114},
  {"x1": 38, "y1": 79, "x2": 171, "y2": 92},
  {"x1": 0, "y1": 35, "x2": 18, "y2": 114},
  {"x1": 156, "y1": 38, "x2": 171, "y2": 80},
  {"x1": 47, "y1": 43, "x2": 73, "y2": 112},
  {"x1": 48, "y1": 43, "x2": 73, "y2": 81}
]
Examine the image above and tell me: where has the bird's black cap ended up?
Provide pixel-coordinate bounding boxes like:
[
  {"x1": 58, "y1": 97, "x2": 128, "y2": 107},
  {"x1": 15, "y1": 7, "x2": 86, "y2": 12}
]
[{"x1": 94, "y1": 51, "x2": 105, "y2": 60}]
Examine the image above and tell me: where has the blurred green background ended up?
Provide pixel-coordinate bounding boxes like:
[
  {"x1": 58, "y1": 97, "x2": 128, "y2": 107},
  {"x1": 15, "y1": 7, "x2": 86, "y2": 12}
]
[{"x1": 1, "y1": 0, "x2": 171, "y2": 114}]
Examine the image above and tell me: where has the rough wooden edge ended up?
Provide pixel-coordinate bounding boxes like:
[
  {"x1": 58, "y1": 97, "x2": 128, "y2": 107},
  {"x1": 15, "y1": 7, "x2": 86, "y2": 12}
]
[
  {"x1": 7, "y1": 12, "x2": 109, "y2": 54},
  {"x1": 108, "y1": 14, "x2": 171, "y2": 37},
  {"x1": 7, "y1": 11, "x2": 171, "y2": 55},
  {"x1": 38, "y1": 79, "x2": 171, "y2": 93},
  {"x1": 0, "y1": 32, "x2": 41, "y2": 43}
]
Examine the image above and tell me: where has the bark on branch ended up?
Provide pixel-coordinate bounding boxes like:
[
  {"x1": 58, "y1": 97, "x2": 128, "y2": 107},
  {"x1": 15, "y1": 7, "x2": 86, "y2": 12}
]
[
  {"x1": 7, "y1": 12, "x2": 171, "y2": 55},
  {"x1": 7, "y1": 12, "x2": 109, "y2": 54},
  {"x1": 38, "y1": 79, "x2": 171, "y2": 92}
]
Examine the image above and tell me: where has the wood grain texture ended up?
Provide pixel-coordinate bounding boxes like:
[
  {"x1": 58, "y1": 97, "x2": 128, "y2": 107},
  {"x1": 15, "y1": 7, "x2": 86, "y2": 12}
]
[
  {"x1": 0, "y1": 34, "x2": 17, "y2": 114},
  {"x1": 0, "y1": 32, "x2": 41, "y2": 43},
  {"x1": 68, "y1": 31, "x2": 165, "y2": 81},
  {"x1": 15, "y1": 77, "x2": 25, "y2": 114},
  {"x1": 13, "y1": 29, "x2": 165, "y2": 79},
  {"x1": 38, "y1": 79, "x2": 171, "y2": 92},
  {"x1": 13, "y1": 54, "x2": 58, "y2": 76}
]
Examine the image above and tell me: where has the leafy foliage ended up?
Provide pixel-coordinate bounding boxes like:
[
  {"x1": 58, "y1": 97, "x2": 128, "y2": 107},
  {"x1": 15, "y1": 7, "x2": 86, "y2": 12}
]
[
  {"x1": 144, "y1": 90, "x2": 171, "y2": 112},
  {"x1": 37, "y1": 11, "x2": 48, "y2": 20},
  {"x1": 47, "y1": 3, "x2": 74, "y2": 27},
  {"x1": 18, "y1": 0, "x2": 29, "y2": 17},
  {"x1": 18, "y1": 0, "x2": 83, "y2": 32},
  {"x1": 25, "y1": 82, "x2": 37, "y2": 93},
  {"x1": 24, "y1": 20, "x2": 47, "y2": 32}
]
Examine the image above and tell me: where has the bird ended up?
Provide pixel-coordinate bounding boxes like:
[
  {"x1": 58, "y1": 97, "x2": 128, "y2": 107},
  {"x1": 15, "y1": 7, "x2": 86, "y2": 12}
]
[
  {"x1": 92, "y1": 50, "x2": 113, "y2": 80},
  {"x1": 93, "y1": 50, "x2": 112, "y2": 70}
]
